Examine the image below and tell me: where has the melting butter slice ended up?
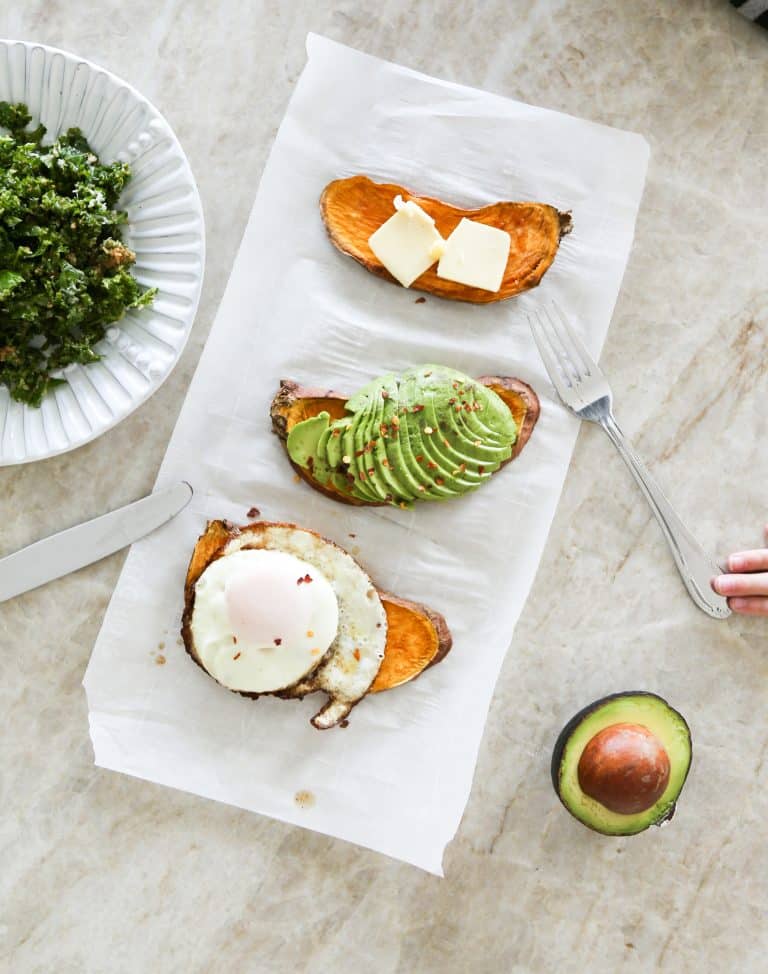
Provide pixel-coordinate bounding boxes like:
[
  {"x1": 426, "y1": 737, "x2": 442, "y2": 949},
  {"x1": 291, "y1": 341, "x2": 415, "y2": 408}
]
[
  {"x1": 437, "y1": 218, "x2": 511, "y2": 292},
  {"x1": 368, "y1": 195, "x2": 446, "y2": 288}
]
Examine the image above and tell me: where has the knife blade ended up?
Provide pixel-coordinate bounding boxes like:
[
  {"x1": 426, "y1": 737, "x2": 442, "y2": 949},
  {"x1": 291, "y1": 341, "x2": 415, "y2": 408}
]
[{"x1": 0, "y1": 481, "x2": 193, "y2": 603}]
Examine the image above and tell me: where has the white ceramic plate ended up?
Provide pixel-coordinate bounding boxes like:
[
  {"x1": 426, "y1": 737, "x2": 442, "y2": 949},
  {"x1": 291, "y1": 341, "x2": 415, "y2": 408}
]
[{"x1": 0, "y1": 40, "x2": 205, "y2": 465}]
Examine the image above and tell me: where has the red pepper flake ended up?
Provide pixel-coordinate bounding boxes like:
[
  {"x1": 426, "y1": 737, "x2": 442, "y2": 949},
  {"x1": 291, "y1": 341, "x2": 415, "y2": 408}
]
[
  {"x1": 415, "y1": 454, "x2": 424, "y2": 463},
  {"x1": 427, "y1": 460, "x2": 438, "y2": 470},
  {"x1": 435, "y1": 477, "x2": 445, "y2": 486},
  {"x1": 381, "y1": 389, "x2": 390, "y2": 399},
  {"x1": 353, "y1": 648, "x2": 361, "y2": 661},
  {"x1": 452, "y1": 381, "x2": 460, "y2": 390},
  {"x1": 349, "y1": 532, "x2": 356, "y2": 538},
  {"x1": 274, "y1": 638, "x2": 282, "y2": 645},
  {"x1": 478, "y1": 465, "x2": 485, "y2": 475},
  {"x1": 367, "y1": 467, "x2": 375, "y2": 477},
  {"x1": 233, "y1": 652, "x2": 241, "y2": 660},
  {"x1": 443, "y1": 438, "x2": 450, "y2": 447},
  {"x1": 391, "y1": 415, "x2": 400, "y2": 428},
  {"x1": 376, "y1": 622, "x2": 382, "y2": 628},
  {"x1": 455, "y1": 404, "x2": 462, "y2": 412},
  {"x1": 354, "y1": 448, "x2": 365, "y2": 458},
  {"x1": 412, "y1": 404, "x2": 425, "y2": 413},
  {"x1": 415, "y1": 297, "x2": 426, "y2": 304},
  {"x1": 379, "y1": 423, "x2": 389, "y2": 436},
  {"x1": 246, "y1": 506, "x2": 260, "y2": 519},
  {"x1": 232, "y1": 636, "x2": 238, "y2": 644},
  {"x1": 304, "y1": 574, "x2": 313, "y2": 583},
  {"x1": 359, "y1": 471, "x2": 367, "y2": 481},
  {"x1": 382, "y1": 458, "x2": 391, "y2": 468},
  {"x1": 331, "y1": 428, "x2": 341, "y2": 437},
  {"x1": 347, "y1": 473, "x2": 356, "y2": 484},
  {"x1": 448, "y1": 397, "x2": 456, "y2": 404}
]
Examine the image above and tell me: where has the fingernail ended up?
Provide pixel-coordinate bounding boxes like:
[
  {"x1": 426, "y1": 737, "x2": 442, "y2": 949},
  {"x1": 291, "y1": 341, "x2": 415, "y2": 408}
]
[
  {"x1": 730, "y1": 597, "x2": 748, "y2": 611},
  {"x1": 729, "y1": 555, "x2": 745, "y2": 571},
  {"x1": 714, "y1": 575, "x2": 734, "y2": 595}
]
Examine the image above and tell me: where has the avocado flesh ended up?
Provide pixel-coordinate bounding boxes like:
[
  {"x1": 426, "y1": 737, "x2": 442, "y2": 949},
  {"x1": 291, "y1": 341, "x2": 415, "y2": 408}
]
[
  {"x1": 352, "y1": 382, "x2": 390, "y2": 502},
  {"x1": 426, "y1": 396, "x2": 508, "y2": 475},
  {"x1": 396, "y1": 372, "x2": 467, "y2": 497},
  {"x1": 371, "y1": 378, "x2": 417, "y2": 503},
  {"x1": 402, "y1": 370, "x2": 506, "y2": 495},
  {"x1": 286, "y1": 364, "x2": 522, "y2": 507},
  {"x1": 350, "y1": 405, "x2": 383, "y2": 502},
  {"x1": 553, "y1": 692, "x2": 692, "y2": 836}
]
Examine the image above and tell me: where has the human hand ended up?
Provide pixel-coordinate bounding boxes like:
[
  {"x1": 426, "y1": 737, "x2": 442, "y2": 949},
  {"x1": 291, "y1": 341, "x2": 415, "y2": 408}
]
[{"x1": 712, "y1": 526, "x2": 768, "y2": 616}]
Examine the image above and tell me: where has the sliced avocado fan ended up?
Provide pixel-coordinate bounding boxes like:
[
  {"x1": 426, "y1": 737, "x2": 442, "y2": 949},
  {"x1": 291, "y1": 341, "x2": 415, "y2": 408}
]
[{"x1": 286, "y1": 365, "x2": 519, "y2": 508}]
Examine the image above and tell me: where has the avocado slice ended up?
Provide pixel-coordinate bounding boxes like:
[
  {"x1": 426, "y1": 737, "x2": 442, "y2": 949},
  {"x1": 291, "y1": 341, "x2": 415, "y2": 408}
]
[
  {"x1": 369, "y1": 376, "x2": 416, "y2": 503},
  {"x1": 551, "y1": 691, "x2": 691, "y2": 836}
]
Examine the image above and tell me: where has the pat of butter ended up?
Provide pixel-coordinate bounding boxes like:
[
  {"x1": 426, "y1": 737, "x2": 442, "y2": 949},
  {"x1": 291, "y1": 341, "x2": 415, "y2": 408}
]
[
  {"x1": 437, "y1": 218, "x2": 511, "y2": 292},
  {"x1": 368, "y1": 195, "x2": 446, "y2": 288}
]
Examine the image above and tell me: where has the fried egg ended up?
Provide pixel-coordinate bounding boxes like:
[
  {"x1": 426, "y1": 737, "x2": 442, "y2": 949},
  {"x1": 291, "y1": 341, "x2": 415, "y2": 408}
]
[{"x1": 189, "y1": 524, "x2": 387, "y2": 727}]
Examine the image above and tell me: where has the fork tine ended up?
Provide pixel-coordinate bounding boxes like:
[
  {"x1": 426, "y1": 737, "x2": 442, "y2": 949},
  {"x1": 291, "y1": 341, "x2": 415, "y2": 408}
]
[
  {"x1": 550, "y1": 301, "x2": 595, "y2": 378},
  {"x1": 541, "y1": 305, "x2": 582, "y2": 386},
  {"x1": 527, "y1": 311, "x2": 574, "y2": 402}
]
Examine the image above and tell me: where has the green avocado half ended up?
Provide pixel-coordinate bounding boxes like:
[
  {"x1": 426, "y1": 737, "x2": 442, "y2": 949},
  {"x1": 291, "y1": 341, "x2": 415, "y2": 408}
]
[{"x1": 551, "y1": 691, "x2": 692, "y2": 836}]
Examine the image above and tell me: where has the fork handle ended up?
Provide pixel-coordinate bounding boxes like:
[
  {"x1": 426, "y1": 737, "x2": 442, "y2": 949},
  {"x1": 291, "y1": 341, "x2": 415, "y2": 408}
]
[{"x1": 600, "y1": 413, "x2": 731, "y2": 619}]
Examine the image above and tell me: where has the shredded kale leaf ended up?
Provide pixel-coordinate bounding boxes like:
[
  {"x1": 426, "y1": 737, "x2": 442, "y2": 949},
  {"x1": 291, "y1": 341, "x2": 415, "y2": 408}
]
[{"x1": 0, "y1": 101, "x2": 156, "y2": 406}]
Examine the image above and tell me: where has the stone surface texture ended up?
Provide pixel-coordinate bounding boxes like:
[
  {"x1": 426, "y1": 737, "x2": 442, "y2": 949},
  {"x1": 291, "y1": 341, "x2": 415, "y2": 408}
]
[{"x1": 1, "y1": 2, "x2": 767, "y2": 972}]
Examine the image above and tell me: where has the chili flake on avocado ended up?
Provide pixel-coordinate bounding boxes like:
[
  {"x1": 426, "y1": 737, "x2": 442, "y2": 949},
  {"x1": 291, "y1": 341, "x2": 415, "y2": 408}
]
[{"x1": 0, "y1": 101, "x2": 156, "y2": 406}]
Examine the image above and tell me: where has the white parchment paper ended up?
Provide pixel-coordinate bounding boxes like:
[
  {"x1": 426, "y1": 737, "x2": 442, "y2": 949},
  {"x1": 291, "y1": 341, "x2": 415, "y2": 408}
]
[{"x1": 84, "y1": 34, "x2": 649, "y2": 875}]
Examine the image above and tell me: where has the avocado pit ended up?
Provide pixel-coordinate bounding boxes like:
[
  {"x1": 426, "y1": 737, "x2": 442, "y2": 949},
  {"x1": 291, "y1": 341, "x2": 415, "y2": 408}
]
[{"x1": 577, "y1": 722, "x2": 670, "y2": 815}]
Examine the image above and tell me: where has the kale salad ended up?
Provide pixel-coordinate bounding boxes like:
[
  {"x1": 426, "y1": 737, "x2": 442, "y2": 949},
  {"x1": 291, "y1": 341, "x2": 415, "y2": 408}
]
[{"x1": 0, "y1": 101, "x2": 155, "y2": 406}]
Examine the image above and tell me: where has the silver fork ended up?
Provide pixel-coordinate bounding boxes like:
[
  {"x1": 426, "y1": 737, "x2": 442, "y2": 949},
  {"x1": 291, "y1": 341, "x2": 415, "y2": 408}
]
[{"x1": 528, "y1": 302, "x2": 730, "y2": 619}]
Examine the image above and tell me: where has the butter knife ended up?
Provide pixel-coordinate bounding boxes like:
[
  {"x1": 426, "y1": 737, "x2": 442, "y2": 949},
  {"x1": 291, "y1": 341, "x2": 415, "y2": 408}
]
[{"x1": 0, "y1": 481, "x2": 193, "y2": 603}]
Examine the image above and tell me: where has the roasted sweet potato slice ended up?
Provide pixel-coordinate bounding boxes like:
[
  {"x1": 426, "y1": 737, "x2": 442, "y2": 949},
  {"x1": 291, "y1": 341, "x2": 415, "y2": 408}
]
[
  {"x1": 270, "y1": 375, "x2": 540, "y2": 505},
  {"x1": 181, "y1": 520, "x2": 452, "y2": 700},
  {"x1": 321, "y1": 175, "x2": 571, "y2": 303},
  {"x1": 370, "y1": 593, "x2": 452, "y2": 693}
]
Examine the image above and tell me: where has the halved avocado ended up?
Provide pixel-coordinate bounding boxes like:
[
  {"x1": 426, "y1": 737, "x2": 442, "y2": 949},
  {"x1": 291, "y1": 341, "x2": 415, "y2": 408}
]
[{"x1": 551, "y1": 692, "x2": 692, "y2": 836}]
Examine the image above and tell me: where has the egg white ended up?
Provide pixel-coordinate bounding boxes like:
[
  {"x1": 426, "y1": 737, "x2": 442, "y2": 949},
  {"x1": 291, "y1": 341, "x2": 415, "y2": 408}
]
[
  {"x1": 191, "y1": 524, "x2": 387, "y2": 726},
  {"x1": 191, "y1": 548, "x2": 339, "y2": 693}
]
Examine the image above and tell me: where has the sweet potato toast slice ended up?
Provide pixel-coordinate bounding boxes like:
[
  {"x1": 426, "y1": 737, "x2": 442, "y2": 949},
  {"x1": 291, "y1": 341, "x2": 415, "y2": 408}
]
[
  {"x1": 321, "y1": 175, "x2": 571, "y2": 303},
  {"x1": 270, "y1": 376, "x2": 540, "y2": 506},
  {"x1": 181, "y1": 520, "x2": 452, "y2": 698}
]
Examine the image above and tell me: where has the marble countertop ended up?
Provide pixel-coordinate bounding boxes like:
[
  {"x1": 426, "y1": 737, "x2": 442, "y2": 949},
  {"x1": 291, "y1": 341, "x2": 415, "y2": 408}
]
[{"x1": 2, "y1": 2, "x2": 767, "y2": 972}]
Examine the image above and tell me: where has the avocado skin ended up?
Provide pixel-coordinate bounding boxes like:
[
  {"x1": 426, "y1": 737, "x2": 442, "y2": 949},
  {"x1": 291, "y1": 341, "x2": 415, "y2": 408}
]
[{"x1": 551, "y1": 691, "x2": 692, "y2": 835}]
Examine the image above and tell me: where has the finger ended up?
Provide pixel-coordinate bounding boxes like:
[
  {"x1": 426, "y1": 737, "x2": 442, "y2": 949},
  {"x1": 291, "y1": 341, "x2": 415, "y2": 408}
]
[
  {"x1": 713, "y1": 572, "x2": 768, "y2": 597},
  {"x1": 727, "y1": 549, "x2": 768, "y2": 572},
  {"x1": 729, "y1": 596, "x2": 768, "y2": 616}
]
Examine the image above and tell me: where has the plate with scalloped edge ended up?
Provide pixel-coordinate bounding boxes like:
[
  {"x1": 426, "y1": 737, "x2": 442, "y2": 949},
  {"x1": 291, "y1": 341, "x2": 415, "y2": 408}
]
[{"x1": 0, "y1": 39, "x2": 205, "y2": 465}]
